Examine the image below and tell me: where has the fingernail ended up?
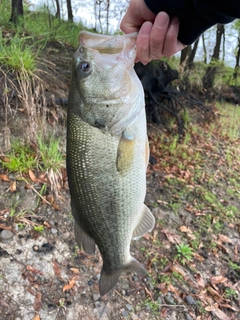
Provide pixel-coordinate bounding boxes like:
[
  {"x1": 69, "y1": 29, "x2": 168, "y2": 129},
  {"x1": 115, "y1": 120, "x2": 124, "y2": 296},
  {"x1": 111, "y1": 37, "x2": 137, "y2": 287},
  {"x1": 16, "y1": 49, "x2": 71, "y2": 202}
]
[{"x1": 157, "y1": 12, "x2": 169, "y2": 26}]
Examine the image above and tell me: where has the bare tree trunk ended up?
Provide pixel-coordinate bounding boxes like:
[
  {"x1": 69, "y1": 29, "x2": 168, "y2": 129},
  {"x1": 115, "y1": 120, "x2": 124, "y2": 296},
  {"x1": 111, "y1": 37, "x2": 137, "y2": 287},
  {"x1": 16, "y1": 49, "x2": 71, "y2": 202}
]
[
  {"x1": 106, "y1": 0, "x2": 110, "y2": 34},
  {"x1": 97, "y1": 0, "x2": 103, "y2": 33},
  {"x1": 66, "y1": 0, "x2": 73, "y2": 22},
  {"x1": 203, "y1": 24, "x2": 225, "y2": 88},
  {"x1": 202, "y1": 34, "x2": 207, "y2": 64},
  {"x1": 187, "y1": 38, "x2": 200, "y2": 69},
  {"x1": 180, "y1": 46, "x2": 191, "y2": 66},
  {"x1": 55, "y1": 0, "x2": 60, "y2": 19},
  {"x1": 9, "y1": 0, "x2": 23, "y2": 26},
  {"x1": 234, "y1": 31, "x2": 240, "y2": 84}
]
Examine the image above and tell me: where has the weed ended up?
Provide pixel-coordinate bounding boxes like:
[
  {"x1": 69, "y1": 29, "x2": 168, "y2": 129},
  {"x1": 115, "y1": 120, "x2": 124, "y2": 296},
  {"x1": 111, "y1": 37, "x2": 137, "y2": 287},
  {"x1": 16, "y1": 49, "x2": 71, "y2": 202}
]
[
  {"x1": 229, "y1": 261, "x2": 240, "y2": 271},
  {"x1": 1, "y1": 140, "x2": 37, "y2": 173},
  {"x1": 37, "y1": 135, "x2": 64, "y2": 172},
  {"x1": 175, "y1": 243, "x2": 194, "y2": 265},
  {"x1": 0, "y1": 35, "x2": 37, "y2": 74},
  {"x1": 34, "y1": 225, "x2": 44, "y2": 232},
  {"x1": 169, "y1": 202, "x2": 180, "y2": 214},
  {"x1": 224, "y1": 288, "x2": 238, "y2": 299},
  {"x1": 9, "y1": 201, "x2": 21, "y2": 217}
]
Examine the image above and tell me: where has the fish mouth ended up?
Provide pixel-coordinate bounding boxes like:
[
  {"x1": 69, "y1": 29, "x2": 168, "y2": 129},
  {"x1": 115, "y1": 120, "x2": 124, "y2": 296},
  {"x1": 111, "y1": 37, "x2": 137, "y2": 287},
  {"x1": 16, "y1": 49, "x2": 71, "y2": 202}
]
[{"x1": 78, "y1": 31, "x2": 137, "y2": 69}]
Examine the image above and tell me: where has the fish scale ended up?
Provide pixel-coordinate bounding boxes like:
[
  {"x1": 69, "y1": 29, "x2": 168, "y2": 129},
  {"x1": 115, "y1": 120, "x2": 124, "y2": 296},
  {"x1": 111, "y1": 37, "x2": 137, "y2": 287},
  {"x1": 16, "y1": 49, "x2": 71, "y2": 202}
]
[{"x1": 67, "y1": 31, "x2": 155, "y2": 295}]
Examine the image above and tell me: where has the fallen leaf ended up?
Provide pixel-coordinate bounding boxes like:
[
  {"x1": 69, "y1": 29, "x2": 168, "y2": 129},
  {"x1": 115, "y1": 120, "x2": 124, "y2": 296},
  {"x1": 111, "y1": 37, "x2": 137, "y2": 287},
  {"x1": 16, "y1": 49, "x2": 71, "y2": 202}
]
[
  {"x1": 220, "y1": 304, "x2": 239, "y2": 311},
  {"x1": 10, "y1": 180, "x2": 16, "y2": 192},
  {"x1": 0, "y1": 174, "x2": 9, "y2": 181},
  {"x1": 52, "y1": 259, "x2": 61, "y2": 277},
  {"x1": 62, "y1": 276, "x2": 77, "y2": 292},
  {"x1": 211, "y1": 275, "x2": 228, "y2": 285},
  {"x1": 0, "y1": 224, "x2": 11, "y2": 230},
  {"x1": 170, "y1": 264, "x2": 187, "y2": 279},
  {"x1": 29, "y1": 170, "x2": 36, "y2": 182},
  {"x1": 70, "y1": 268, "x2": 80, "y2": 274},
  {"x1": 195, "y1": 273, "x2": 205, "y2": 288},
  {"x1": 32, "y1": 314, "x2": 40, "y2": 320},
  {"x1": 161, "y1": 228, "x2": 181, "y2": 244},
  {"x1": 193, "y1": 253, "x2": 205, "y2": 261},
  {"x1": 26, "y1": 266, "x2": 43, "y2": 275},
  {"x1": 207, "y1": 286, "x2": 224, "y2": 302},
  {"x1": 218, "y1": 234, "x2": 232, "y2": 244},
  {"x1": 43, "y1": 221, "x2": 51, "y2": 228},
  {"x1": 33, "y1": 292, "x2": 42, "y2": 312},
  {"x1": 205, "y1": 305, "x2": 230, "y2": 320}
]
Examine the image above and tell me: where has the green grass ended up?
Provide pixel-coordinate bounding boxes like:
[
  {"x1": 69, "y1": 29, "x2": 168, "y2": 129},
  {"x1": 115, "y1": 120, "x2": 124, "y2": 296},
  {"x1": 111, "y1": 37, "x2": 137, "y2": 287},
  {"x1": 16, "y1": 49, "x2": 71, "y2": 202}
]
[
  {"x1": 37, "y1": 135, "x2": 65, "y2": 172},
  {"x1": 1, "y1": 140, "x2": 37, "y2": 173},
  {"x1": 0, "y1": 35, "x2": 37, "y2": 74}
]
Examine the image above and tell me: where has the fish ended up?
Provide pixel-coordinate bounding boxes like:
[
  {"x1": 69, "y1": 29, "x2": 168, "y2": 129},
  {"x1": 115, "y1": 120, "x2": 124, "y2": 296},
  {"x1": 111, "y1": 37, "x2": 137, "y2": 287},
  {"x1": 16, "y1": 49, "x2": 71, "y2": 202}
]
[{"x1": 67, "y1": 31, "x2": 155, "y2": 296}]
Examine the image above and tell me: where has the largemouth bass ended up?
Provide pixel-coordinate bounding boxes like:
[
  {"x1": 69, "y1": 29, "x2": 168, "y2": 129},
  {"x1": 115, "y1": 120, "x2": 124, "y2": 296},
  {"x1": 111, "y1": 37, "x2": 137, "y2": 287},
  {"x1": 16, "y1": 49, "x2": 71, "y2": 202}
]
[{"x1": 67, "y1": 31, "x2": 155, "y2": 296}]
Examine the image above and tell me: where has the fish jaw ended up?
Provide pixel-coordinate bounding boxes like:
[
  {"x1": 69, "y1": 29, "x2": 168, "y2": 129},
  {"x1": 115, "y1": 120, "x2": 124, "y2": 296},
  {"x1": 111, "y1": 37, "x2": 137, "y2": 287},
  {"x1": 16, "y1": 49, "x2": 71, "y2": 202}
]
[{"x1": 71, "y1": 32, "x2": 144, "y2": 136}]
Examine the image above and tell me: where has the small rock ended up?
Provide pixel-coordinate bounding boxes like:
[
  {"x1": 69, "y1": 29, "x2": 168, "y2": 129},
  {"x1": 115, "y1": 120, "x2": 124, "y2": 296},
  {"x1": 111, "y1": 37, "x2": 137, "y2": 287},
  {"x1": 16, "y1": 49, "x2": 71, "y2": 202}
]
[
  {"x1": 126, "y1": 304, "x2": 132, "y2": 311},
  {"x1": 49, "y1": 220, "x2": 55, "y2": 227},
  {"x1": 132, "y1": 276, "x2": 139, "y2": 282},
  {"x1": 122, "y1": 290, "x2": 126, "y2": 296},
  {"x1": 184, "y1": 312, "x2": 193, "y2": 320},
  {"x1": 15, "y1": 249, "x2": 22, "y2": 255},
  {"x1": 88, "y1": 280, "x2": 93, "y2": 286},
  {"x1": 51, "y1": 228, "x2": 58, "y2": 234},
  {"x1": 33, "y1": 245, "x2": 40, "y2": 252},
  {"x1": 0, "y1": 230, "x2": 14, "y2": 243},
  {"x1": 164, "y1": 293, "x2": 175, "y2": 305},
  {"x1": 94, "y1": 301, "x2": 101, "y2": 308},
  {"x1": 121, "y1": 310, "x2": 129, "y2": 317},
  {"x1": 185, "y1": 295, "x2": 196, "y2": 306},
  {"x1": 93, "y1": 293, "x2": 101, "y2": 301},
  {"x1": 121, "y1": 283, "x2": 130, "y2": 290}
]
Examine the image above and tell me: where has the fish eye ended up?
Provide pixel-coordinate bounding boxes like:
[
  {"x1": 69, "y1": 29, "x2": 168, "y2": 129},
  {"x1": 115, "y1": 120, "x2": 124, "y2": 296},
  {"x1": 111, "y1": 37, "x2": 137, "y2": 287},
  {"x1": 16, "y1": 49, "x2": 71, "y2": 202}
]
[{"x1": 77, "y1": 60, "x2": 92, "y2": 75}]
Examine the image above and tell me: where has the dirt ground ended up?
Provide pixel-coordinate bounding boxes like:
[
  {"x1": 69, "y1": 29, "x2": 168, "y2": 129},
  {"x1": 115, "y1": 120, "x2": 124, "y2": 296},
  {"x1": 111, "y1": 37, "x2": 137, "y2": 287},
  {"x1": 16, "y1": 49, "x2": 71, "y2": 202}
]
[{"x1": 0, "y1": 41, "x2": 239, "y2": 320}]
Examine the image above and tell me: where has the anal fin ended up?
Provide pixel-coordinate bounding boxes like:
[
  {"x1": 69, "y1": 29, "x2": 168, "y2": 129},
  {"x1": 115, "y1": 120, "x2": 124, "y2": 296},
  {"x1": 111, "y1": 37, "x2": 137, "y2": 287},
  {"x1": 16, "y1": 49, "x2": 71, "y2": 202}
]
[
  {"x1": 74, "y1": 221, "x2": 96, "y2": 254},
  {"x1": 132, "y1": 205, "x2": 155, "y2": 240}
]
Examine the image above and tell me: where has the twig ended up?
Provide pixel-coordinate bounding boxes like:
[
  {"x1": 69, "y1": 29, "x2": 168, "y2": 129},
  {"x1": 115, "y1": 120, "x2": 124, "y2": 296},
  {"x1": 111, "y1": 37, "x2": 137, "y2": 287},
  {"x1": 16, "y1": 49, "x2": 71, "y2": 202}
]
[{"x1": 21, "y1": 176, "x2": 52, "y2": 206}]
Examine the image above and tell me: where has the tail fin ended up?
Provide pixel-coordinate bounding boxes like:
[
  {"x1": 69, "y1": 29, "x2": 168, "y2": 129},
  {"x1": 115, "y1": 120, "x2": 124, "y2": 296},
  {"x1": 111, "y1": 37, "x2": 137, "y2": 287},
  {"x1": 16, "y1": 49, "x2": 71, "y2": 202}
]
[{"x1": 99, "y1": 257, "x2": 147, "y2": 296}]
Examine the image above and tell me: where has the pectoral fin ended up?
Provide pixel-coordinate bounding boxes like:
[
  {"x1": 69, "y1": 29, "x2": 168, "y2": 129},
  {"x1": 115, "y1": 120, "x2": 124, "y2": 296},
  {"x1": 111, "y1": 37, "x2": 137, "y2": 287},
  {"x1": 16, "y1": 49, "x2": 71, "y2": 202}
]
[
  {"x1": 132, "y1": 205, "x2": 155, "y2": 240},
  {"x1": 74, "y1": 221, "x2": 96, "y2": 254},
  {"x1": 116, "y1": 129, "x2": 135, "y2": 174}
]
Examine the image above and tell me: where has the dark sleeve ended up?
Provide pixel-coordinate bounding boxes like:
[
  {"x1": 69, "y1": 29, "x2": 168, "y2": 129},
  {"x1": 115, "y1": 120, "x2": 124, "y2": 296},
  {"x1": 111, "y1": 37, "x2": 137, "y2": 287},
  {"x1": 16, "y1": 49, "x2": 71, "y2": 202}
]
[{"x1": 144, "y1": 0, "x2": 239, "y2": 45}]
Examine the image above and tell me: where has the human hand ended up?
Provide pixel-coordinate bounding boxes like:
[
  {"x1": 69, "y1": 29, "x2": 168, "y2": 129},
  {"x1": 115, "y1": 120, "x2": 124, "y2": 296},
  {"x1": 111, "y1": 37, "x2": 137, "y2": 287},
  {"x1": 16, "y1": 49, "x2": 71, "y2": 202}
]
[{"x1": 120, "y1": 0, "x2": 186, "y2": 64}]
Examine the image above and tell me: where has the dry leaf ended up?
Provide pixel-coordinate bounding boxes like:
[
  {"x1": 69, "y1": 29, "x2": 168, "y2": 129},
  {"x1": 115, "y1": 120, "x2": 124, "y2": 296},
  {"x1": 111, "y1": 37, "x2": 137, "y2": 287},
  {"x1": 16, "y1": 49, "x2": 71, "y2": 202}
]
[
  {"x1": 205, "y1": 306, "x2": 230, "y2": 320},
  {"x1": 62, "y1": 276, "x2": 77, "y2": 292},
  {"x1": 43, "y1": 221, "x2": 51, "y2": 228},
  {"x1": 26, "y1": 266, "x2": 43, "y2": 275},
  {"x1": 195, "y1": 273, "x2": 205, "y2": 288},
  {"x1": 193, "y1": 253, "x2": 205, "y2": 261},
  {"x1": 52, "y1": 259, "x2": 61, "y2": 277},
  {"x1": 29, "y1": 169, "x2": 36, "y2": 182},
  {"x1": 32, "y1": 314, "x2": 40, "y2": 320},
  {"x1": 0, "y1": 224, "x2": 11, "y2": 230},
  {"x1": 207, "y1": 287, "x2": 223, "y2": 302},
  {"x1": 211, "y1": 275, "x2": 228, "y2": 285},
  {"x1": 170, "y1": 264, "x2": 187, "y2": 279},
  {"x1": 161, "y1": 228, "x2": 181, "y2": 244},
  {"x1": 70, "y1": 268, "x2": 80, "y2": 274},
  {"x1": 0, "y1": 174, "x2": 10, "y2": 181},
  {"x1": 218, "y1": 234, "x2": 232, "y2": 244},
  {"x1": 10, "y1": 180, "x2": 16, "y2": 192},
  {"x1": 33, "y1": 292, "x2": 42, "y2": 312}
]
